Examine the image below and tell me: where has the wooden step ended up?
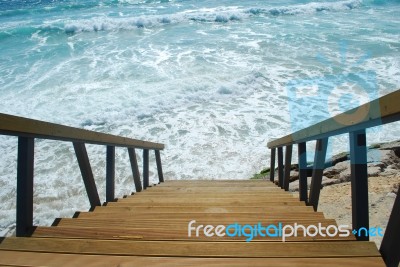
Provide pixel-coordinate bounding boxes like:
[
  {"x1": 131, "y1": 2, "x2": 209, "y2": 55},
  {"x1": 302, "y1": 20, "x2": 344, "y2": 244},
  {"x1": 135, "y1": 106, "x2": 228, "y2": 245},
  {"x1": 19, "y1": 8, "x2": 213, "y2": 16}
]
[
  {"x1": 32, "y1": 226, "x2": 356, "y2": 241},
  {"x1": 92, "y1": 205, "x2": 315, "y2": 213},
  {"x1": 127, "y1": 191, "x2": 299, "y2": 200},
  {"x1": 0, "y1": 251, "x2": 385, "y2": 267},
  {"x1": 54, "y1": 218, "x2": 339, "y2": 228},
  {"x1": 106, "y1": 199, "x2": 305, "y2": 207},
  {"x1": 142, "y1": 187, "x2": 285, "y2": 192},
  {"x1": 0, "y1": 238, "x2": 380, "y2": 258},
  {"x1": 0, "y1": 179, "x2": 385, "y2": 266},
  {"x1": 74, "y1": 211, "x2": 326, "y2": 220}
]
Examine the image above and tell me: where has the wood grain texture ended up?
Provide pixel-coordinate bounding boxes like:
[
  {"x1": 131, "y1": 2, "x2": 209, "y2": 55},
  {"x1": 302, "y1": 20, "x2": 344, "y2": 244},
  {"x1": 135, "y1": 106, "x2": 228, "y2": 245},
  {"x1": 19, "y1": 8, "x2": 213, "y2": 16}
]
[
  {"x1": 32, "y1": 226, "x2": 356, "y2": 241},
  {"x1": 0, "y1": 180, "x2": 384, "y2": 266},
  {"x1": 0, "y1": 113, "x2": 164, "y2": 149},
  {"x1": 0, "y1": 238, "x2": 381, "y2": 258},
  {"x1": 0, "y1": 251, "x2": 385, "y2": 267}
]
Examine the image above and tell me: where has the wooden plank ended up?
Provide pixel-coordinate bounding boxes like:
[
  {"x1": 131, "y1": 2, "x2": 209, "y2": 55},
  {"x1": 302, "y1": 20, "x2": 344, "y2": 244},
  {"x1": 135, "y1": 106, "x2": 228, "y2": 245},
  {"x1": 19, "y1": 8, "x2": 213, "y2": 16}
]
[
  {"x1": 32, "y1": 226, "x2": 356, "y2": 241},
  {"x1": 92, "y1": 206, "x2": 315, "y2": 213},
  {"x1": 0, "y1": 113, "x2": 164, "y2": 150},
  {"x1": 267, "y1": 89, "x2": 400, "y2": 148},
  {"x1": 74, "y1": 211, "x2": 326, "y2": 220},
  {"x1": 123, "y1": 191, "x2": 297, "y2": 199},
  {"x1": 157, "y1": 181, "x2": 272, "y2": 184},
  {"x1": 54, "y1": 218, "x2": 339, "y2": 228},
  {"x1": 0, "y1": 251, "x2": 385, "y2": 267},
  {"x1": 139, "y1": 186, "x2": 287, "y2": 191},
  {"x1": 0, "y1": 238, "x2": 381, "y2": 257},
  {"x1": 106, "y1": 201, "x2": 306, "y2": 207},
  {"x1": 157, "y1": 182, "x2": 279, "y2": 188},
  {"x1": 123, "y1": 195, "x2": 298, "y2": 201},
  {"x1": 116, "y1": 198, "x2": 301, "y2": 205}
]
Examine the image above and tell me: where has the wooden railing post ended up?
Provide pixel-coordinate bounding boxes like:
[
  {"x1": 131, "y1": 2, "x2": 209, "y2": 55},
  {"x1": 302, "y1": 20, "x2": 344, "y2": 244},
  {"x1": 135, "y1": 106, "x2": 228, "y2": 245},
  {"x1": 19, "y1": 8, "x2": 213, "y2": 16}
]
[
  {"x1": 308, "y1": 138, "x2": 328, "y2": 211},
  {"x1": 73, "y1": 142, "x2": 101, "y2": 207},
  {"x1": 277, "y1": 147, "x2": 284, "y2": 188},
  {"x1": 16, "y1": 137, "x2": 34, "y2": 237},
  {"x1": 298, "y1": 142, "x2": 308, "y2": 203},
  {"x1": 283, "y1": 145, "x2": 293, "y2": 191},
  {"x1": 269, "y1": 148, "x2": 276, "y2": 182},
  {"x1": 380, "y1": 190, "x2": 400, "y2": 267},
  {"x1": 143, "y1": 149, "x2": 149, "y2": 189},
  {"x1": 128, "y1": 148, "x2": 142, "y2": 192},
  {"x1": 349, "y1": 129, "x2": 369, "y2": 241},
  {"x1": 155, "y1": 150, "x2": 164, "y2": 183},
  {"x1": 106, "y1": 146, "x2": 115, "y2": 202}
]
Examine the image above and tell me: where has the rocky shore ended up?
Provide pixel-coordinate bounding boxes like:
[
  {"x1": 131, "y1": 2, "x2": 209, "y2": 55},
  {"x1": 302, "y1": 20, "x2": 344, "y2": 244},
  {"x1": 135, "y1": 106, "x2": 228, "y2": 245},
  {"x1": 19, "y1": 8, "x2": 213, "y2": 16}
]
[{"x1": 257, "y1": 140, "x2": 400, "y2": 248}]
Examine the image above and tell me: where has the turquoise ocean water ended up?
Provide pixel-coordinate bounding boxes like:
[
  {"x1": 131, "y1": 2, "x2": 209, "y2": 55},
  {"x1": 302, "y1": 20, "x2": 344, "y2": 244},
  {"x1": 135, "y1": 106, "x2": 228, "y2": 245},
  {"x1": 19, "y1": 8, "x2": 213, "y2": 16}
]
[{"x1": 0, "y1": 0, "x2": 399, "y2": 234}]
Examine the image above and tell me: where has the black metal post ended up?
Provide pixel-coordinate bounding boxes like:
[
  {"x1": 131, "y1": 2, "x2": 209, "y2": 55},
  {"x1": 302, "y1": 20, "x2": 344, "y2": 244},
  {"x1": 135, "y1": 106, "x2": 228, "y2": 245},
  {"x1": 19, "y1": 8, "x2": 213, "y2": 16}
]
[
  {"x1": 380, "y1": 188, "x2": 400, "y2": 267},
  {"x1": 298, "y1": 142, "x2": 308, "y2": 203},
  {"x1": 155, "y1": 150, "x2": 164, "y2": 183},
  {"x1": 308, "y1": 138, "x2": 328, "y2": 211},
  {"x1": 270, "y1": 148, "x2": 276, "y2": 182},
  {"x1": 128, "y1": 148, "x2": 142, "y2": 192},
  {"x1": 16, "y1": 137, "x2": 34, "y2": 237},
  {"x1": 73, "y1": 142, "x2": 101, "y2": 207},
  {"x1": 143, "y1": 149, "x2": 149, "y2": 189},
  {"x1": 283, "y1": 145, "x2": 293, "y2": 191},
  {"x1": 277, "y1": 147, "x2": 284, "y2": 188},
  {"x1": 349, "y1": 129, "x2": 369, "y2": 241},
  {"x1": 106, "y1": 146, "x2": 115, "y2": 202}
]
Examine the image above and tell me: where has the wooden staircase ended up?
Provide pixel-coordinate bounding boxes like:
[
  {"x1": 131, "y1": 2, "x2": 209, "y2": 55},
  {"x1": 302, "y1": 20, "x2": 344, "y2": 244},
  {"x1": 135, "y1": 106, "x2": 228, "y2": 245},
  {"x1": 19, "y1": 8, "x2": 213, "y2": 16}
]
[{"x1": 0, "y1": 180, "x2": 385, "y2": 266}]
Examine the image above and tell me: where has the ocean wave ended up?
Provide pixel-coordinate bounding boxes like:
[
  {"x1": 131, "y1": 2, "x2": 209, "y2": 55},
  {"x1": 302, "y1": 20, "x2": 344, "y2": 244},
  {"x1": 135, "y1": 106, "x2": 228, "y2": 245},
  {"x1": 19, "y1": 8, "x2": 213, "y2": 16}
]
[
  {"x1": 247, "y1": 0, "x2": 362, "y2": 16},
  {"x1": 0, "y1": 1, "x2": 105, "y2": 18},
  {"x1": 62, "y1": 0, "x2": 363, "y2": 34},
  {"x1": 0, "y1": 0, "x2": 363, "y2": 36}
]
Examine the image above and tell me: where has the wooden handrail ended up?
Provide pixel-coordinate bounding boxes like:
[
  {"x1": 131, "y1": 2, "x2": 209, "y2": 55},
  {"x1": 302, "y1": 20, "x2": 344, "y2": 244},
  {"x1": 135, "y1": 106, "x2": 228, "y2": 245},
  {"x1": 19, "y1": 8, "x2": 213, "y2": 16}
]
[
  {"x1": 266, "y1": 88, "x2": 400, "y2": 267},
  {"x1": 267, "y1": 89, "x2": 400, "y2": 149},
  {"x1": 0, "y1": 113, "x2": 164, "y2": 150},
  {"x1": 0, "y1": 113, "x2": 165, "y2": 237}
]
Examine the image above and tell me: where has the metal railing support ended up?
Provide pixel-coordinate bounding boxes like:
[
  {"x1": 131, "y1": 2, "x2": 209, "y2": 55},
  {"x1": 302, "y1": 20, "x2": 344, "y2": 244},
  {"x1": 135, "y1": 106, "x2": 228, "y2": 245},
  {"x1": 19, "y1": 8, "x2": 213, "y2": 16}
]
[
  {"x1": 155, "y1": 150, "x2": 164, "y2": 183},
  {"x1": 106, "y1": 146, "x2": 115, "y2": 202},
  {"x1": 73, "y1": 142, "x2": 101, "y2": 207},
  {"x1": 349, "y1": 129, "x2": 369, "y2": 241},
  {"x1": 283, "y1": 145, "x2": 293, "y2": 191},
  {"x1": 143, "y1": 149, "x2": 149, "y2": 189},
  {"x1": 380, "y1": 190, "x2": 400, "y2": 267},
  {"x1": 298, "y1": 142, "x2": 308, "y2": 203},
  {"x1": 277, "y1": 147, "x2": 284, "y2": 188},
  {"x1": 269, "y1": 148, "x2": 276, "y2": 182},
  {"x1": 16, "y1": 137, "x2": 35, "y2": 237},
  {"x1": 128, "y1": 148, "x2": 142, "y2": 192},
  {"x1": 308, "y1": 138, "x2": 328, "y2": 211}
]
